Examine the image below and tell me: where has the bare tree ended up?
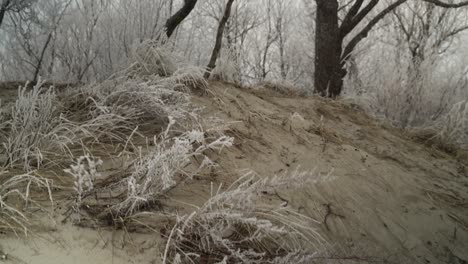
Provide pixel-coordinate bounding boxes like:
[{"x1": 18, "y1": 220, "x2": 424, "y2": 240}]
[
  {"x1": 2, "y1": 0, "x2": 71, "y2": 82},
  {"x1": 31, "y1": 0, "x2": 70, "y2": 83},
  {"x1": 272, "y1": 0, "x2": 293, "y2": 80},
  {"x1": 204, "y1": 0, "x2": 235, "y2": 79},
  {"x1": 164, "y1": 0, "x2": 198, "y2": 38},
  {"x1": 314, "y1": 0, "x2": 468, "y2": 98},
  {"x1": 256, "y1": 0, "x2": 278, "y2": 80},
  {"x1": 390, "y1": 2, "x2": 468, "y2": 71},
  {"x1": 0, "y1": 0, "x2": 34, "y2": 28}
]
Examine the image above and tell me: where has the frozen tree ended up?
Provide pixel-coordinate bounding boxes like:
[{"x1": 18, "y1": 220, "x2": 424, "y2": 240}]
[
  {"x1": 164, "y1": 0, "x2": 198, "y2": 38},
  {"x1": 313, "y1": 0, "x2": 468, "y2": 98},
  {"x1": 1, "y1": 0, "x2": 71, "y2": 81},
  {"x1": 205, "y1": 0, "x2": 235, "y2": 79},
  {"x1": 0, "y1": 0, "x2": 34, "y2": 28}
]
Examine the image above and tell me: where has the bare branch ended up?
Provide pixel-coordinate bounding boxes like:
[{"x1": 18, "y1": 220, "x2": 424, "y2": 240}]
[
  {"x1": 423, "y1": 0, "x2": 468, "y2": 8},
  {"x1": 341, "y1": 0, "x2": 408, "y2": 63},
  {"x1": 340, "y1": 0, "x2": 379, "y2": 40},
  {"x1": 164, "y1": 0, "x2": 198, "y2": 38}
]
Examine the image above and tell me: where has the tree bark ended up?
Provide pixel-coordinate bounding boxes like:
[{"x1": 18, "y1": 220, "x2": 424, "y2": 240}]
[
  {"x1": 33, "y1": 31, "x2": 53, "y2": 83},
  {"x1": 204, "y1": 0, "x2": 235, "y2": 79},
  {"x1": 0, "y1": 0, "x2": 12, "y2": 28},
  {"x1": 314, "y1": 0, "x2": 344, "y2": 98},
  {"x1": 164, "y1": 0, "x2": 198, "y2": 39},
  {"x1": 313, "y1": 0, "x2": 468, "y2": 98}
]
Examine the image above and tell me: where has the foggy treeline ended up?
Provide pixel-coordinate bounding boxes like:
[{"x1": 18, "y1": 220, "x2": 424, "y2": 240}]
[{"x1": 1, "y1": 0, "x2": 468, "y2": 133}]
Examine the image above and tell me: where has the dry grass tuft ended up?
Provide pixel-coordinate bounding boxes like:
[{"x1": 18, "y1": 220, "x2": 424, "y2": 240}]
[
  {"x1": 163, "y1": 170, "x2": 328, "y2": 264},
  {"x1": 0, "y1": 170, "x2": 53, "y2": 236},
  {"x1": 0, "y1": 81, "x2": 77, "y2": 170},
  {"x1": 258, "y1": 81, "x2": 308, "y2": 97},
  {"x1": 64, "y1": 119, "x2": 234, "y2": 223}
]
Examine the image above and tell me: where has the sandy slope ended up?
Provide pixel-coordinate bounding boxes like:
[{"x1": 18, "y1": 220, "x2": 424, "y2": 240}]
[
  {"x1": 191, "y1": 82, "x2": 468, "y2": 263},
  {"x1": 1, "y1": 82, "x2": 468, "y2": 263}
]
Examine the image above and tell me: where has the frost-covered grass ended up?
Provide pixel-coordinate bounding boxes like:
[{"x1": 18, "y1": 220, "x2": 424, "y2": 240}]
[
  {"x1": 433, "y1": 100, "x2": 468, "y2": 150},
  {"x1": 105, "y1": 119, "x2": 233, "y2": 219},
  {"x1": 163, "y1": 170, "x2": 327, "y2": 264},
  {"x1": 209, "y1": 48, "x2": 240, "y2": 84},
  {"x1": 129, "y1": 39, "x2": 177, "y2": 77},
  {"x1": 64, "y1": 155, "x2": 103, "y2": 219},
  {"x1": 0, "y1": 170, "x2": 53, "y2": 236},
  {"x1": 0, "y1": 82, "x2": 76, "y2": 170},
  {"x1": 0, "y1": 41, "x2": 217, "y2": 233},
  {"x1": 258, "y1": 80, "x2": 309, "y2": 97},
  {"x1": 0, "y1": 42, "x2": 211, "y2": 171},
  {"x1": 1, "y1": 40, "x2": 328, "y2": 260},
  {"x1": 0, "y1": 81, "x2": 136, "y2": 170}
]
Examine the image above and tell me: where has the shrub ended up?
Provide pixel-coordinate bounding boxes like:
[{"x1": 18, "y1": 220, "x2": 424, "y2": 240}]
[
  {"x1": 344, "y1": 50, "x2": 468, "y2": 150},
  {"x1": 169, "y1": 66, "x2": 208, "y2": 92},
  {"x1": 64, "y1": 154, "x2": 103, "y2": 219},
  {"x1": 209, "y1": 48, "x2": 240, "y2": 83},
  {"x1": 163, "y1": 170, "x2": 327, "y2": 264},
  {"x1": 128, "y1": 40, "x2": 177, "y2": 77},
  {"x1": 433, "y1": 100, "x2": 468, "y2": 150}
]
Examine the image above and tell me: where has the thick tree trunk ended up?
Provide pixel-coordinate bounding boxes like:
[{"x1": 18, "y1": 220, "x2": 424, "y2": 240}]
[
  {"x1": 164, "y1": 0, "x2": 198, "y2": 39},
  {"x1": 204, "y1": 0, "x2": 235, "y2": 79},
  {"x1": 314, "y1": 0, "x2": 345, "y2": 98},
  {"x1": 312, "y1": 0, "x2": 467, "y2": 98}
]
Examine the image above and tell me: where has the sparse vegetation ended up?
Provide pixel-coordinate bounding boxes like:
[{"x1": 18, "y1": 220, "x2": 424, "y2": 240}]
[
  {"x1": 0, "y1": 1, "x2": 467, "y2": 263},
  {"x1": 105, "y1": 120, "x2": 233, "y2": 219},
  {"x1": 163, "y1": 171, "x2": 326, "y2": 264},
  {"x1": 0, "y1": 170, "x2": 53, "y2": 236}
]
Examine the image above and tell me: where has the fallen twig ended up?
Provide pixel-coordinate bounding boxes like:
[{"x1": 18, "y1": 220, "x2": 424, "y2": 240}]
[{"x1": 323, "y1": 203, "x2": 345, "y2": 231}]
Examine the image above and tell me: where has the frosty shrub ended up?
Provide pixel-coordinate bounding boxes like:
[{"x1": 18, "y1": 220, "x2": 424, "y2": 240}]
[
  {"x1": 68, "y1": 81, "x2": 159, "y2": 130},
  {"x1": 0, "y1": 42, "x2": 212, "y2": 172},
  {"x1": 433, "y1": 100, "x2": 468, "y2": 150},
  {"x1": 169, "y1": 66, "x2": 208, "y2": 92},
  {"x1": 0, "y1": 170, "x2": 53, "y2": 236},
  {"x1": 163, "y1": 170, "x2": 328, "y2": 264},
  {"x1": 64, "y1": 71, "x2": 197, "y2": 138},
  {"x1": 209, "y1": 48, "x2": 240, "y2": 83},
  {"x1": 59, "y1": 39, "x2": 211, "y2": 147},
  {"x1": 129, "y1": 39, "x2": 177, "y2": 77},
  {"x1": 344, "y1": 46, "x2": 468, "y2": 150},
  {"x1": 64, "y1": 155, "x2": 103, "y2": 218},
  {"x1": 110, "y1": 119, "x2": 234, "y2": 218}
]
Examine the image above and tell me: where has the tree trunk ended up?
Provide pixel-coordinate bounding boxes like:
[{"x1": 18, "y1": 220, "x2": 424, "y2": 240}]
[
  {"x1": 204, "y1": 0, "x2": 235, "y2": 79},
  {"x1": 164, "y1": 0, "x2": 198, "y2": 39},
  {"x1": 312, "y1": 0, "x2": 468, "y2": 98},
  {"x1": 0, "y1": 0, "x2": 12, "y2": 28},
  {"x1": 33, "y1": 31, "x2": 54, "y2": 83},
  {"x1": 314, "y1": 0, "x2": 345, "y2": 98}
]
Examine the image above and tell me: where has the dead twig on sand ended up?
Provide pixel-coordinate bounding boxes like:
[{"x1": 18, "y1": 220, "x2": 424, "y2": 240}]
[
  {"x1": 323, "y1": 203, "x2": 345, "y2": 231},
  {"x1": 274, "y1": 191, "x2": 289, "y2": 207}
]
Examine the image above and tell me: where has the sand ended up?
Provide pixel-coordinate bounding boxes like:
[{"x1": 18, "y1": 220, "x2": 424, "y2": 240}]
[{"x1": 1, "y1": 81, "x2": 467, "y2": 263}]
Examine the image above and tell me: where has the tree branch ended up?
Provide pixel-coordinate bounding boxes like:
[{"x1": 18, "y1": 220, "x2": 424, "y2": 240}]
[
  {"x1": 340, "y1": 0, "x2": 379, "y2": 40},
  {"x1": 164, "y1": 0, "x2": 198, "y2": 38},
  {"x1": 204, "y1": 0, "x2": 236, "y2": 78},
  {"x1": 422, "y1": 0, "x2": 468, "y2": 8},
  {"x1": 341, "y1": 0, "x2": 408, "y2": 63},
  {"x1": 340, "y1": 0, "x2": 364, "y2": 29},
  {"x1": 0, "y1": 0, "x2": 13, "y2": 27}
]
